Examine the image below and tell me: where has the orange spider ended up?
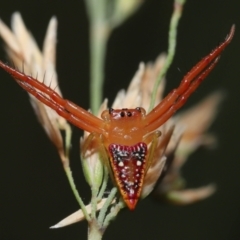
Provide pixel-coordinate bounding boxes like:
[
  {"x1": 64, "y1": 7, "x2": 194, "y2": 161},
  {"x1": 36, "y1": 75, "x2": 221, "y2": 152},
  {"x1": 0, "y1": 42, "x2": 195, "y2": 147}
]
[{"x1": 0, "y1": 26, "x2": 234, "y2": 210}]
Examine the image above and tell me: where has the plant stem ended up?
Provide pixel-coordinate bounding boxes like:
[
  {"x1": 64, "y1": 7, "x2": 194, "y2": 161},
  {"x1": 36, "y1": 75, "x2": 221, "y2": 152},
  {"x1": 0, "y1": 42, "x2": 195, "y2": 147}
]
[
  {"x1": 88, "y1": 220, "x2": 102, "y2": 240},
  {"x1": 90, "y1": 184, "x2": 98, "y2": 219},
  {"x1": 98, "y1": 187, "x2": 117, "y2": 225},
  {"x1": 102, "y1": 201, "x2": 124, "y2": 229},
  {"x1": 64, "y1": 166, "x2": 91, "y2": 222},
  {"x1": 149, "y1": 0, "x2": 186, "y2": 111},
  {"x1": 97, "y1": 165, "x2": 109, "y2": 201},
  {"x1": 89, "y1": 22, "x2": 108, "y2": 114},
  {"x1": 86, "y1": 0, "x2": 110, "y2": 115}
]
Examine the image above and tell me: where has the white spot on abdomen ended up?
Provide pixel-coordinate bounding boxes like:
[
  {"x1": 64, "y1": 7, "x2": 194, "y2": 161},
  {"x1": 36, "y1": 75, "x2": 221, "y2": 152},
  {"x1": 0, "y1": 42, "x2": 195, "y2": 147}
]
[{"x1": 118, "y1": 161, "x2": 124, "y2": 167}]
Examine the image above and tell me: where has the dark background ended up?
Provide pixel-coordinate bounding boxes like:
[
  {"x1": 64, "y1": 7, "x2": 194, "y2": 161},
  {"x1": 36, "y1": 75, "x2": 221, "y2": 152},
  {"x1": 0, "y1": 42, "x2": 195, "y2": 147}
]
[{"x1": 0, "y1": 0, "x2": 239, "y2": 239}]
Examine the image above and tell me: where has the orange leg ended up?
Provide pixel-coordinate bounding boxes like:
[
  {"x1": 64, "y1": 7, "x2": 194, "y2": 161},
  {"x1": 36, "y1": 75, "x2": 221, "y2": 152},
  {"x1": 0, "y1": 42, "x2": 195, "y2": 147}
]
[
  {"x1": 0, "y1": 61, "x2": 105, "y2": 134},
  {"x1": 144, "y1": 25, "x2": 235, "y2": 133},
  {"x1": 143, "y1": 131, "x2": 161, "y2": 174}
]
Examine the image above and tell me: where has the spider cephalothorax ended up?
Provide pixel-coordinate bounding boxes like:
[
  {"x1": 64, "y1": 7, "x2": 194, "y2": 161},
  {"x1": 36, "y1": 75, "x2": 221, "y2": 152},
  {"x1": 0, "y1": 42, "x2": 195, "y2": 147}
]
[{"x1": 0, "y1": 26, "x2": 234, "y2": 210}]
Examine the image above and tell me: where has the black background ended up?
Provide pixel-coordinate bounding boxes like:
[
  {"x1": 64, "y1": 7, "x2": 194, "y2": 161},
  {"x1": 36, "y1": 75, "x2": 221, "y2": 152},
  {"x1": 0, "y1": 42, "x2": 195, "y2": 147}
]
[{"x1": 0, "y1": 0, "x2": 240, "y2": 239}]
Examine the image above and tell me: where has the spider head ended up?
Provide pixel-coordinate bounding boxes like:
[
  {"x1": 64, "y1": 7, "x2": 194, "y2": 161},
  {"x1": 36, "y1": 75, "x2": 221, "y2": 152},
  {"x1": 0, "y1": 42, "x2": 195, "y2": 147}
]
[
  {"x1": 101, "y1": 107, "x2": 147, "y2": 145},
  {"x1": 101, "y1": 107, "x2": 146, "y2": 122}
]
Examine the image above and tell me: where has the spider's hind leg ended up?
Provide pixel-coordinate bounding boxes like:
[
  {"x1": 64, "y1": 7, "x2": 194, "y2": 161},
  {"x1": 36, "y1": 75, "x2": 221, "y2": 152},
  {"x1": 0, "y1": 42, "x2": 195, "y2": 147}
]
[{"x1": 143, "y1": 130, "x2": 162, "y2": 174}]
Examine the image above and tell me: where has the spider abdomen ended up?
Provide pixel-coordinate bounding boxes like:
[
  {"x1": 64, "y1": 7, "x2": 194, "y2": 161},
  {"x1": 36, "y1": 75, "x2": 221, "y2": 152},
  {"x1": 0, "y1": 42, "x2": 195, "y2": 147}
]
[{"x1": 108, "y1": 142, "x2": 147, "y2": 210}]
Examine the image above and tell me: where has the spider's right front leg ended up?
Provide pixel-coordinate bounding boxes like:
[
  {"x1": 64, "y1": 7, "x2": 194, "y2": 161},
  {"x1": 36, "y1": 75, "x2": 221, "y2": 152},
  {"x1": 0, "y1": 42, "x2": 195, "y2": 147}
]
[{"x1": 144, "y1": 25, "x2": 235, "y2": 133}]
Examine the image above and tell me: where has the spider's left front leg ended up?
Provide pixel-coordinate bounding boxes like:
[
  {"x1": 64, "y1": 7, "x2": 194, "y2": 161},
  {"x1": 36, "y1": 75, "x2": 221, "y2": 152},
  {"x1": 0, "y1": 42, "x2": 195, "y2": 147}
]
[
  {"x1": 144, "y1": 25, "x2": 235, "y2": 133},
  {"x1": 0, "y1": 61, "x2": 106, "y2": 134},
  {"x1": 140, "y1": 126, "x2": 175, "y2": 199}
]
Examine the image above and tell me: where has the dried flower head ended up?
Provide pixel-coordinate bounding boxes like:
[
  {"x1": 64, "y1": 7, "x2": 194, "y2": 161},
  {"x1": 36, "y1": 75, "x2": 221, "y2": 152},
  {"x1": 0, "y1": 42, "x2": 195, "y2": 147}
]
[{"x1": 0, "y1": 12, "x2": 71, "y2": 166}]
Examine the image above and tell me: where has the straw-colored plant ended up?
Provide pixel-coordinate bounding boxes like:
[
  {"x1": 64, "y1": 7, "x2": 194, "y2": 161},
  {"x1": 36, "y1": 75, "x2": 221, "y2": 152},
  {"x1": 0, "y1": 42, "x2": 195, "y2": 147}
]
[{"x1": 0, "y1": 0, "x2": 234, "y2": 239}]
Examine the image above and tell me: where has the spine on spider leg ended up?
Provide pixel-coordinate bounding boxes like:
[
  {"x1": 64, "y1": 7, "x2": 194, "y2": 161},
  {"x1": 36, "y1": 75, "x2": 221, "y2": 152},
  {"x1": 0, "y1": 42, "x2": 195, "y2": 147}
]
[
  {"x1": 145, "y1": 25, "x2": 235, "y2": 128},
  {"x1": 46, "y1": 88, "x2": 104, "y2": 129},
  {"x1": 17, "y1": 78, "x2": 103, "y2": 134},
  {"x1": 0, "y1": 61, "x2": 52, "y2": 94},
  {"x1": 0, "y1": 61, "x2": 105, "y2": 134}
]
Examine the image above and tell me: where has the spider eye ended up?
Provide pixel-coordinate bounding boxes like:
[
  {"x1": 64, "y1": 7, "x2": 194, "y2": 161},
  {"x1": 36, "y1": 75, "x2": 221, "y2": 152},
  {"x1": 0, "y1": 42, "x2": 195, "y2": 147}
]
[
  {"x1": 127, "y1": 112, "x2": 132, "y2": 117},
  {"x1": 120, "y1": 111, "x2": 125, "y2": 117},
  {"x1": 136, "y1": 107, "x2": 141, "y2": 112},
  {"x1": 109, "y1": 108, "x2": 114, "y2": 114}
]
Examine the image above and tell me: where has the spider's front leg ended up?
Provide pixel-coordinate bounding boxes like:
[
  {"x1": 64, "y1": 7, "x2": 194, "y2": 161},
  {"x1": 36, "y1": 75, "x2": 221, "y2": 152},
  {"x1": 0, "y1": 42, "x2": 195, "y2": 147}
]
[
  {"x1": 0, "y1": 61, "x2": 105, "y2": 134},
  {"x1": 145, "y1": 25, "x2": 235, "y2": 133}
]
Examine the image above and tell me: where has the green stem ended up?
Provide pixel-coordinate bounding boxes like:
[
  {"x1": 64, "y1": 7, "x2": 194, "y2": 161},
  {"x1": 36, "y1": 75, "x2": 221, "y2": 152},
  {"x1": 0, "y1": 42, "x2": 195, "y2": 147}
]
[
  {"x1": 89, "y1": 22, "x2": 108, "y2": 114},
  {"x1": 97, "y1": 164, "x2": 109, "y2": 201},
  {"x1": 149, "y1": 0, "x2": 186, "y2": 111},
  {"x1": 98, "y1": 187, "x2": 117, "y2": 226},
  {"x1": 64, "y1": 166, "x2": 91, "y2": 222},
  {"x1": 90, "y1": 184, "x2": 98, "y2": 219},
  {"x1": 88, "y1": 220, "x2": 102, "y2": 240},
  {"x1": 102, "y1": 201, "x2": 124, "y2": 229}
]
